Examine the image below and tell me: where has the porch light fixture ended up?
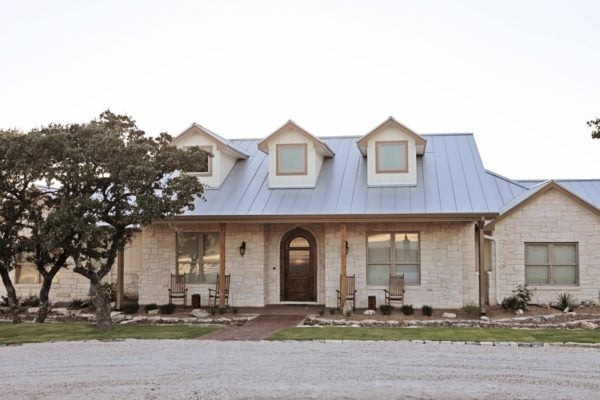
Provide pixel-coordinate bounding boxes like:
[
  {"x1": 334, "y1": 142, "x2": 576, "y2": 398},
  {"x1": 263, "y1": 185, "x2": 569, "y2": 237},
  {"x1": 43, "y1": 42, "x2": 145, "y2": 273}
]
[
  {"x1": 239, "y1": 241, "x2": 246, "y2": 257},
  {"x1": 345, "y1": 240, "x2": 349, "y2": 255}
]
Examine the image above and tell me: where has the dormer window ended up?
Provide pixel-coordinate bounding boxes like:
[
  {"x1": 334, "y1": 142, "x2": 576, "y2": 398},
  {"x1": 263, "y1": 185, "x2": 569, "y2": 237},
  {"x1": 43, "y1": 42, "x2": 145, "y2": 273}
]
[
  {"x1": 276, "y1": 143, "x2": 307, "y2": 175},
  {"x1": 186, "y1": 145, "x2": 213, "y2": 176},
  {"x1": 376, "y1": 141, "x2": 408, "y2": 173}
]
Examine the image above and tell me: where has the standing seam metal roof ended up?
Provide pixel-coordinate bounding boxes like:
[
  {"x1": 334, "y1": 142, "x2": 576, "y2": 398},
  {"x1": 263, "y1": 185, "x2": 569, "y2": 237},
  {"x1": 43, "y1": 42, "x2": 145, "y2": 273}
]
[{"x1": 182, "y1": 133, "x2": 501, "y2": 217}]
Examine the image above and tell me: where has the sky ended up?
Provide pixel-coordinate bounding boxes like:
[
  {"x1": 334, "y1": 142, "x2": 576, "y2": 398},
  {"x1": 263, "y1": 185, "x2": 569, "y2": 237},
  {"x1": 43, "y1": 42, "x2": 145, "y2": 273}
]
[{"x1": 1, "y1": 0, "x2": 599, "y2": 179}]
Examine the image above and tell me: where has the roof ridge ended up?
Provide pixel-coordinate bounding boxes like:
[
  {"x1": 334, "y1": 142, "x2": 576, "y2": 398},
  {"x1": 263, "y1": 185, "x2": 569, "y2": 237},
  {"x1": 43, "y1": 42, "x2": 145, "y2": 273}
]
[{"x1": 485, "y1": 169, "x2": 530, "y2": 189}]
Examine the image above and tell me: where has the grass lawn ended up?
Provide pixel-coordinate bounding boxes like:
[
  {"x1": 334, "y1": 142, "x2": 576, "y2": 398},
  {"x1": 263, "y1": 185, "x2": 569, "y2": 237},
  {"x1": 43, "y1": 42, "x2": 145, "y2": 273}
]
[
  {"x1": 269, "y1": 327, "x2": 600, "y2": 343},
  {"x1": 0, "y1": 322, "x2": 219, "y2": 345}
]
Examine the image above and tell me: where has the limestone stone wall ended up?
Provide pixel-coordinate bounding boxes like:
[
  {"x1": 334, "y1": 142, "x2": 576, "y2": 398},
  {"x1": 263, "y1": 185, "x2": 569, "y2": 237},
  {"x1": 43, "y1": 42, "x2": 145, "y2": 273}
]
[
  {"x1": 324, "y1": 222, "x2": 477, "y2": 309},
  {"x1": 138, "y1": 223, "x2": 265, "y2": 307},
  {"x1": 0, "y1": 263, "x2": 113, "y2": 304},
  {"x1": 492, "y1": 188, "x2": 600, "y2": 305}
]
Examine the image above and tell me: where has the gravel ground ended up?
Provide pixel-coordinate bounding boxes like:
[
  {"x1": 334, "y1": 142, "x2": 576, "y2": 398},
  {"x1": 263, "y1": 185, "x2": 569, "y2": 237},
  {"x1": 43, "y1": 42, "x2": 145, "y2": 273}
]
[{"x1": 2, "y1": 340, "x2": 600, "y2": 399}]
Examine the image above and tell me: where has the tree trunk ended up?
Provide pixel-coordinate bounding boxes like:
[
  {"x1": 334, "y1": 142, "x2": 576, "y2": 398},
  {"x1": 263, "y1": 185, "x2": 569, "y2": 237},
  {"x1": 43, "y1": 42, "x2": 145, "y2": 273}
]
[
  {"x1": 36, "y1": 275, "x2": 53, "y2": 323},
  {"x1": 0, "y1": 268, "x2": 21, "y2": 324},
  {"x1": 90, "y1": 278, "x2": 112, "y2": 331}
]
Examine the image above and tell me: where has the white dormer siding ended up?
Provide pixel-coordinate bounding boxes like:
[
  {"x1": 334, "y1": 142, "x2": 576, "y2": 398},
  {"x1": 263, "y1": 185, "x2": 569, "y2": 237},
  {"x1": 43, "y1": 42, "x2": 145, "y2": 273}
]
[
  {"x1": 357, "y1": 117, "x2": 427, "y2": 187},
  {"x1": 258, "y1": 121, "x2": 334, "y2": 189},
  {"x1": 171, "y1": 124, "x2": 249, "y2": 189}
]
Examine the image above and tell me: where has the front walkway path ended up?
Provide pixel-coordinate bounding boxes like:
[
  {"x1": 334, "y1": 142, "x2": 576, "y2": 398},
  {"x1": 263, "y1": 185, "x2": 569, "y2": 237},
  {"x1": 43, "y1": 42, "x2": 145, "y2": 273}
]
[{"x1": 199, "y1": 314, "x2": 305, "y2": 341}]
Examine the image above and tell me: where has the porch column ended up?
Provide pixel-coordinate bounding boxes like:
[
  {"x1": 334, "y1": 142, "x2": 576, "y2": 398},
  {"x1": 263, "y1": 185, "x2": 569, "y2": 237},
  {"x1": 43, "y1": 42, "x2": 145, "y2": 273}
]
[
  {"x1": 477, "y1": 219, "x2": 486, "y2": 315},
  {"x1": 340, "y1": 223, "x2": 347, "y2": 308},
  {"x1": 116, "y1": 250, "x2": 125, "y2": 310},
  {"x1": 219, "y1": 223, "x2": 226, "y2": 308}
]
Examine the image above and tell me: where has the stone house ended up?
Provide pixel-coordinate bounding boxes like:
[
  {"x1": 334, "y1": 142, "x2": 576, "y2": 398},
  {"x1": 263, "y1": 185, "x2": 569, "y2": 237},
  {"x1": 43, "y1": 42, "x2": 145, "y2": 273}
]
[{"x1": 5, "y1": 117, "x2": 600, "y2": 309}]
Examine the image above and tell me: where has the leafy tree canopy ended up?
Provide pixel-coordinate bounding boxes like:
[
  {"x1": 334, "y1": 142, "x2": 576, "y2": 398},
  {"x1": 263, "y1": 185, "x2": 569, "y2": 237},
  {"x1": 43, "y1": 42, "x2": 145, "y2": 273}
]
[{"x1": 588, "y1": 117, "x2": 600, "y2": 139}]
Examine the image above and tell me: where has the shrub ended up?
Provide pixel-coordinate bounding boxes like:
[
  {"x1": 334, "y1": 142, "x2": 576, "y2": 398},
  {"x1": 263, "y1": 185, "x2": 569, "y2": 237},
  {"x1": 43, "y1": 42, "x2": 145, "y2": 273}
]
[
  {"x1": 232, "y1": 307, "x2": 239, "y2": 314},
  {"x1": 122, "y1": 302, "x2": 139, "y2": 315},
  {"x1": 144, "y1": 303, "x2": 158, "y2": 312},
  {"x1": 329, "y1": 308, "x2": 336, "y2": 315},
  {"x1": 318, "y1": 308, "x2": 325, "y2": 316},
  {"x1": 209, "y1": 307, "x2": 217, "y2": 316},
  {"x1": 501, "y1": 284, "x2": 535, "y2": 311},
  {"x1": 556, "y1": 292, "x2": 577, "y2": 310},
  {"x1": 421, "y1": 305, "x2": 433, "y2": 317},
  {"x1": 343, "y1": 308, "x2": 352, "y2": 318},
  {"x1": 218, "y1": 307, "x2": 227, "y2": 314},
  {"x1": 21, "y1": 295, "x2": 40, "y2": 307},
  {"x1": 379, "y1": 304, "x2": 394, "y2": 316},
  {"x1": 400, "y1": 304, "x2": 414, "y2": 315},
  {"x1": 159, "y1": 303, "x2": 176, "y2": 314},
  {"x1": 462, "y1": 303, "x2": 480, "y2": 317},
  {"x1": 70, "y1": 298, "x2": 85, "y2": 309}
]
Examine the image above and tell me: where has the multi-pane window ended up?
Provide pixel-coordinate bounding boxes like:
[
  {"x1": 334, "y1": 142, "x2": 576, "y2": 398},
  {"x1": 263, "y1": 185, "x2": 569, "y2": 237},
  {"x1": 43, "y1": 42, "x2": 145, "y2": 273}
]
[
  {"x1": 276, "y1": 143, "x2": 307, "y2": 175},
  {"x1": 375, "y1": 141, "x2": 408, "y2": 173},
  {"x1": 177, "y1": 232, "x2": 220, "y2": 284},
  {"x1": 367, "y1": 232, "x2": 420, "y2": 285},
  {"x1": 525, "y1": 243, "x2": 578, "y2": 285}
]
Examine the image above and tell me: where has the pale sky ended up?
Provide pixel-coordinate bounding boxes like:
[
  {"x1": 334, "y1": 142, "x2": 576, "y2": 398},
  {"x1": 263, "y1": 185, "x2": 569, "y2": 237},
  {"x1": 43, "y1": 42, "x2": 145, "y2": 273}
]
[{"x1": 1, "y1": 0, "x2": 599, "y2": 179}]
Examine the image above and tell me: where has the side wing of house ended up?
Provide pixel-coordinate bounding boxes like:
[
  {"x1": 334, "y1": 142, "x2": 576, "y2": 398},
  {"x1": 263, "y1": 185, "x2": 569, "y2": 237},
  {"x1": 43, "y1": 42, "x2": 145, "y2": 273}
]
[{"x1": 486, "y1": 181, "x2": 600, "y2": 305}]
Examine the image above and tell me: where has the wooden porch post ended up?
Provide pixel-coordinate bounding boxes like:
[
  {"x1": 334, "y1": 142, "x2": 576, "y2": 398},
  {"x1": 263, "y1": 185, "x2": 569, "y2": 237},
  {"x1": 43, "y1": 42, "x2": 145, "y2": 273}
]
[
  {"x1": 219, "y1": 223, "x2": 226, "y2": 308},
  {"x1": 477, "y1": 219, "x2": 486, "y2": 315},
  {"x1": 340, "y1": 223, "x2": 347, "y2": 308},
  {"x1": 116, "y1": 250, "x2": 125, "y2": 310}
]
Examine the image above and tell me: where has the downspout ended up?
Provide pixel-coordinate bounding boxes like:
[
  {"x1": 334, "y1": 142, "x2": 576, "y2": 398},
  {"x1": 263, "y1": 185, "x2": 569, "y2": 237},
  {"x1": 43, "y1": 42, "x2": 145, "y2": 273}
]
[{"x1": 484, "y1": 235, "x2": 501, "y2": 305}]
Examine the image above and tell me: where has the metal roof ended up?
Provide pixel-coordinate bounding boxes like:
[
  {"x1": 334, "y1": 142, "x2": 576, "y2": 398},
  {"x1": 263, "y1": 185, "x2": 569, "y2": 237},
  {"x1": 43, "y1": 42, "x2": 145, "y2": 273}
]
[
  {"x1": 486, "y1": 172, "x2": 600, "y2": 211},
  {"x1": 180, "y1": 133, "x2": 501, "y2": 218}
]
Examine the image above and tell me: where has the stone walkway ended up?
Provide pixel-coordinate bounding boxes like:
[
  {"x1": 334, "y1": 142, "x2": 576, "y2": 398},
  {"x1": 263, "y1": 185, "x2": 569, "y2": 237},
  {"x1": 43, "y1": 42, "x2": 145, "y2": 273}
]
[{"x1": 199, "y1": 314, "x2": 305, "y2": 340}]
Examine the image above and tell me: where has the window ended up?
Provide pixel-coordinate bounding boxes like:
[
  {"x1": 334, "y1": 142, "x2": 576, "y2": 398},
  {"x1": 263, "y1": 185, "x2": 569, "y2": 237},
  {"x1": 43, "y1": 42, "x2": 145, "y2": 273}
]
[
  {"x1": 525, "y1": 243, "x2": 578, "y2": 285},
  {"x1": 367, "y1": 232, "x2": 420, "y2": 285},
  {"x1": 176, "y1": 232, "x2": 220, "y2": 283},
  {"x1": 276, "y1": 143, "x2": 307, "y2": 175},
  {"x1": 185, "y1": 145, "x2": 212, "y2": 176},
  {"x1": 376, "y1": 141, "x2": 408, "y2": 173},
  {"x1": 15, "y1": 253, "x2": 40, "y2": 284}
]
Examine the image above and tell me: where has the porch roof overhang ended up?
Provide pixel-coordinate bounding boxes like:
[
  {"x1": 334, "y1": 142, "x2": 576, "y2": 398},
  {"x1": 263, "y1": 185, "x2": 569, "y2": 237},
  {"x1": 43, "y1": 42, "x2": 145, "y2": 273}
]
[{"x1": 164, "y1": 212, "x2": 498, "y2": 224}]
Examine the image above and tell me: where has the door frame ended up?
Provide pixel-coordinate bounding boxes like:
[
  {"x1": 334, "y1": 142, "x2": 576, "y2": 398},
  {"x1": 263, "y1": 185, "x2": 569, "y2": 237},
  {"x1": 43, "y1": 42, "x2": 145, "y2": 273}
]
[{"x1": 280, "y1": 227, "x2": 317, "y2": 302}]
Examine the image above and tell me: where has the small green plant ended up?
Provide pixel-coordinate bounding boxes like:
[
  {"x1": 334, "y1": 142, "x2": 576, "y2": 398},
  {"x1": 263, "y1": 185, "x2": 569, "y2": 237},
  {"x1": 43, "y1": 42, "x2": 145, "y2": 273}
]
[
  {"x1": 329, "y1": 308, "x2": 336, "y2": 315},
  {"x1": 379, "y1": 304, "x2": 394, "y2": 316},
  {"x1": 159, "y1": 303, "x2": 176, "y2": 314},
  {"x1": 209, "y1": 307, "x2": 217, "y2": 316},
  {"x1": 122, "y1": 301, "x2": 139, "y2": 315},
  {"x1": 462, "y1": 303, "x2": 480, "y2": 317},
  {"x1": 21, "y1": 295, "x2": 40, "y2": 307},
  {"x1": 232, "y1": 307, "x2": 239, "y2": 314},
  {"x1": 70, "y1": 298, "x2": 84, "y2": 309},
  {"x1": 556, "y1": 292, "x2": 577, "y2": 310},
  {"x1": 318, "y1": 308, "x2": 325, "y2": 316},
  {"x1": 100, "y1": 282, "x2": 117, "y2": 302},
  {"x1": 144, "y1": 303, "x2": 158, "y2": 312},
  {"x1": 421, "y1": 305, "x2": 433, "y2": 317},
  {"x1": 501, "y1": 284, "x2": 535, "y2": 311},
  {"x1": 218, "y1": 307, "x2": 227, "y2": 314},
  {"x1": 400, "y1": 304, "x2": 414, "y2": 316},
  {"x1": 344, "y1": 308, "x2": 353, "y2": 318}
]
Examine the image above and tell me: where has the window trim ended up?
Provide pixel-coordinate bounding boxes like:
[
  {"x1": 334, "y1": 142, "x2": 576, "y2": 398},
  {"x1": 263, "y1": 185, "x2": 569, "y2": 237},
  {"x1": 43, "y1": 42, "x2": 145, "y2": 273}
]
[
  {"x1": 276, "y1": 143, "x2": 308, "y2": 176},
  {"x1": 185, "y1": 145, "x2": 213, "y2": 177},
  {"x1": 366, "y1": 231, "x2": 421, "y2": 286},
  {"x1": 375, "y1": 140, "x2": 409, "y2": 174},
  {"x1": 175, "y1": 231, "x2": 220, "y2": 284},
  {"x1": 524, "y1": 242, "x2": 579, "y2": 286}
]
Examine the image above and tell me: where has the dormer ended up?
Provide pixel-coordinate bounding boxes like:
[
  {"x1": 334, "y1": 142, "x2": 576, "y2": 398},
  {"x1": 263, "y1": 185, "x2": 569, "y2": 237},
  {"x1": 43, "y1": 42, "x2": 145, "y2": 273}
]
[
  {"x1": 357, "y1": 117, "x2": 427, "y2": 187},
  {"x1": 258, "y1": 120, "x2": 334, "y2": 188},
  {"x1": 171, "y1": 123, "x2": 249, "y2": 188}
]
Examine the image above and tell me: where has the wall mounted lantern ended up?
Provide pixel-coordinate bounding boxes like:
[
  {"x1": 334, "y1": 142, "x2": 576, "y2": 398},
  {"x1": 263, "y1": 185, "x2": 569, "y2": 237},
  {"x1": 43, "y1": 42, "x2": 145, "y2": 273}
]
[{"x1": 239, "y1": 241, "x2": 247, "y2": 257}]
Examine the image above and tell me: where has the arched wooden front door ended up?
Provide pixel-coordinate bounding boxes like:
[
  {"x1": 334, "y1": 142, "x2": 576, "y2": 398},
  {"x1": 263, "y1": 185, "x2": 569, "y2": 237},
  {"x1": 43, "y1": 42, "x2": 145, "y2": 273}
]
[{"x1": 280, "y1": 228, "x2": 317, "y2": 301}]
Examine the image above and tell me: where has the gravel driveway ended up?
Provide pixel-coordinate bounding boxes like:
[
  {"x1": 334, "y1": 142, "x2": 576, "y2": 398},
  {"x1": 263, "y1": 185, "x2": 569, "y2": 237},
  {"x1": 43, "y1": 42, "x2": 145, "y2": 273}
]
[{"x1": 2, "y1": 340, "x2": 599, "y2": 399}]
